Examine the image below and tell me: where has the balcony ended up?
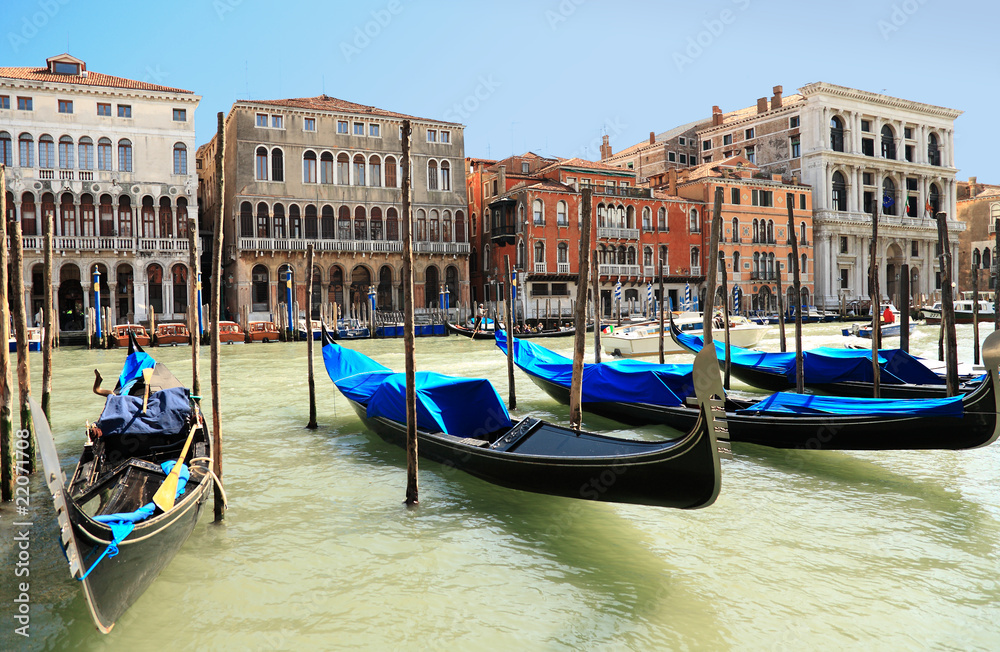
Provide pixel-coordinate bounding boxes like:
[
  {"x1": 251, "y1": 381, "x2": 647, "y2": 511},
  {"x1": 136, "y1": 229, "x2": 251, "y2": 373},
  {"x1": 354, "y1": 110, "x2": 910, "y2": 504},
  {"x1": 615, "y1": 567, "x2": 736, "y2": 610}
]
[
  {"x1": 38, "y1": 168, "x2": 54, "y2": 180},
  {"x1": 690, "y1": 265, "x2": 701, "y2": 276},
  {"x1": 750, "y1": 271, "x2": 775, "y2": 281},
  {"x1": 557, "y1": 263, "x2": 570, "y2": 274},
  {"x1": 237, "y1": 238, "x2": 468, "y2": 255},
  {"x1": 490, "y1": 223, "x2": 516, "y2": 242},
  {"x1": 592, "y1": 185, "x2": 651, "y2": 199},
  {"x1": 533, "y1": 262, "x2": 547, "y2": 273},
  {"x1": 414, "y1": 241, "x2": 471, "y2": 255},
  {"x1": 59, "y1": 170, "x2": 74, "y2": 180},
  {"x1": 16, "y1": 236, "x2": 188, "y2": 254},
  {"x1": 597, "y1": 227, "x2": 640, "y2": 240},
  {"x1": 643, "y1": 265, "x2": 656, "y2": 277},
  {"x1": 598, "y1": 264, "x2": 641, "y2": 277}
]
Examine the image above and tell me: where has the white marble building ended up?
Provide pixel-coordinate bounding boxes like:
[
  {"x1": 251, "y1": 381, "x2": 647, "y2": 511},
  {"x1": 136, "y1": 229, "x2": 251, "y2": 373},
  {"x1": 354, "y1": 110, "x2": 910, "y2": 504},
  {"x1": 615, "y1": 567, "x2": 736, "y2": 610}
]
[{"x1": 1, "y1": 54, "x2": 200, "y2": 332}]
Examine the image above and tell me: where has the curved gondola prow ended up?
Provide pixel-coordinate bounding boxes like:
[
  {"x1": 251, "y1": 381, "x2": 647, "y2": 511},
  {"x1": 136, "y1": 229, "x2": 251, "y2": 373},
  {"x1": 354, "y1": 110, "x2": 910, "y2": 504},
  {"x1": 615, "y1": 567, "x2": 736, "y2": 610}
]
[
  {"x1": 321, "y1": 322, "x2": 336, "y2": 348},
  {"x1": 668, "y1": 310, "x2": 701, "y2": 355},
  {"x1": 127, "y1": 329, "x2": 144, "y2": 356},
  {"x1": 977, "y1": 330, "x2": 1000, "y2": 448},
  {"x1": 691, "y1": 344, "x2": 726, "y2": 505}
]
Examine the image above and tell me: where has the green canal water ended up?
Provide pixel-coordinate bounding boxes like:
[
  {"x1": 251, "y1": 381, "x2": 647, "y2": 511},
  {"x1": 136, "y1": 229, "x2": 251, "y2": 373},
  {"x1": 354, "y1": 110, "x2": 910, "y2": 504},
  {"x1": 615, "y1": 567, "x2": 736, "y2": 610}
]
[{"x1": 2, "y1": 321, "x2": 999, "y2": 650}]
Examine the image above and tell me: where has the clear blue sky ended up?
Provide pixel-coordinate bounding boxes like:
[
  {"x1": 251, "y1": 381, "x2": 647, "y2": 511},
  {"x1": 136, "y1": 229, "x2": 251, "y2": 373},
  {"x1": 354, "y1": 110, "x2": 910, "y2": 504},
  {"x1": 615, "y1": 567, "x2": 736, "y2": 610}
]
[{"x1": 4, "y1": 0, "x2": 995, "y2": 179}]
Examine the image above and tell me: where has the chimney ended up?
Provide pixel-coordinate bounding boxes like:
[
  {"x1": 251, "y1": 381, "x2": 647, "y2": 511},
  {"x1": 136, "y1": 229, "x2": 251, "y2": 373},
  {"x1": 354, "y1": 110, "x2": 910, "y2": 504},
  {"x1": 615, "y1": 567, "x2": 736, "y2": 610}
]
[
  {"x1": 498, "y1": 165, "x2": 506, "y2": 192},
  {"x1": 757, "y1": 98, "x2": 768, "y2": 114},
  {"x1": 970, "y1": 176, "x2": 978, "y2": 194},
  {"x1": 600, "y1": 135, "x2": 612, "y2": 160},
  {"x1": 649, "y1": 131, "x2": 656, "y2": 145},
  {"x1": 771, "y1": 85, "x2": 783, "y2": 109},
  {"x1": 667, "y1": 168, "x2": 677, "y2": 196},
  {"x1": 712, "y1": 105, "x2": 723, "y2": 126}
]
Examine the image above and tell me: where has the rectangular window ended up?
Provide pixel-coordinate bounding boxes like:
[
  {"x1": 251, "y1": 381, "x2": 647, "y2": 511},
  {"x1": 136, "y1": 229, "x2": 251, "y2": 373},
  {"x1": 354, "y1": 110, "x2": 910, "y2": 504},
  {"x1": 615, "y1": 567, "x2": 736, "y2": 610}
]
[
  {"x1": 745, "y1": 128, "x2": 754, "y2": 139},
  {"x1": 745, "y1": 147, "x2": 755, "y2": 163},
  {"x1": 353, "y1": 122, "x2": 364, "y2": 135},
  {"x1": 861, "y1": 138, "x2": 874, "y2": 157},
  {"x1": 173, "y1": 108, "x2": 187, "y2": 122},
  {"x1": 904, "y1": 144, "x2": 914, "y2": 162},
  {"x1": 53, "y1": 61, "x2": 79, "y2": 74},
  {"x1": 679, "y1": 154, "x2": 687, "y2": 164},
  {"x1": 790, "y1": 137, "x2": 801, "y2": 158},
  {"x1": 904, "y1": 127, "x2": 913, "y2": 139},
  {"x1": 911, "y1": 240, "x2": 919, "y2": 257},
  {"x1": 678, "y1": 137, "x2": 686, "y2": 146},
  {"x1": 789, "y1": 116, "x2": 799, "y2": 128},
  {"x1": 863, "y1": 191, "x2": 874, "y2": 214},
  {"x1": 863, "y1": 172, "x2": 874, "y2": 185},
  {"x1": 840, "y1": 268, "x2": 849, "y2": 289},
  {"x1": 97, "y1": 102, "x2": 111, "y2": 116},
  {"x1": 731, "y1": 188, "x2": 740, "y2": 204},
  {"x1": 256, "y1": 113, "x2": 268, "y2": 127},
  {"x1": 118, "y1": 104, "x2": 132, "y2": 118},
  {"x1": 703, "y1": 140, "x2": 710, "y2": 151},
  {"x1": 271, "y1": 115, "x2": 283, "y2": 128},
  {"x1": 440, "y1": 130, "x2": 450, "y2": 143},
  {"x1": 800, "y1": 194, "x2": 806, "y2": 210},
  {"x1": 58, "y1": 99, "x2": 73, "y2": 114},
  {"x1": 0, "y1": 96, "x2": 8, "y2": 109},
  {"x1": 17, "y1": 97, "x2": 32, "y2": 111},
  {"x1": 703, "y1": 155, "x2": 712, "y2": 163},
  {"x1": 723, "y1": 134, "x2": 733, "y2": 146},
  {"x1": 861, "y1": 120, "x2": 871, "y2": 132},
  {"x1": 840, "y1": 236, "x2": 848, "y2": 253},
  {"x1": 369, "y1": 123, "x2": 380, "y2": 137},
  {"x1": 751, "y1": 190, "x2": 773, "y2": 207},
  {"x1": 98, "y1": 140, "x2": 111, "y2": 170},
  {"x1": 690, "y1": 155, "x2": 696, "y2": 165},
  {"x1": 304, "y1": 117, "x2": 316, "y2": 131},
  {"x1": 668, "y1": 152, "x2": 676, "y2": 162},
  {"x1": 427, "y1": 129, "x2": 437, "y2": 142},
  {"x1": 337, "y1": 120, "x2": 348, "y2": 134}
]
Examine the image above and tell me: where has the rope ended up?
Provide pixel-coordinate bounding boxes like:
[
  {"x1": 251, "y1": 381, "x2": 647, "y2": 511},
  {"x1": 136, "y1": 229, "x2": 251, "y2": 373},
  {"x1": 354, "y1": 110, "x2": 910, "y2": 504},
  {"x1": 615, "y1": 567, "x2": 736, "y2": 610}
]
[
  {"x1": 77, "y1": 521, "x2": 134, "y2": 580},
  {"x1": 189, "y1": 457, "x2": 229, "y2": 509}
]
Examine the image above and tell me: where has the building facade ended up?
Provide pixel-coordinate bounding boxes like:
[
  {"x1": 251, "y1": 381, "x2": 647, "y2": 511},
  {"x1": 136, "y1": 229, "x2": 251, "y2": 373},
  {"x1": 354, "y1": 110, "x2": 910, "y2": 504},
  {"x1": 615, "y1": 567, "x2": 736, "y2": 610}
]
[
  {"x1": 1, "y1": 53, "x2": 200, "y2": 332},
  {"x1": 695, "y1": 82, "x2": 963, "y2": 310},
  {"x1": 956, "y1": 177, "x2": 1000, "y2": 292},
  {"x1": 600, "y1": 118, "x2": 710, "y2": 184},
  {"x1": 197, "y1": 95, "x2": 469, "y2": 323}
]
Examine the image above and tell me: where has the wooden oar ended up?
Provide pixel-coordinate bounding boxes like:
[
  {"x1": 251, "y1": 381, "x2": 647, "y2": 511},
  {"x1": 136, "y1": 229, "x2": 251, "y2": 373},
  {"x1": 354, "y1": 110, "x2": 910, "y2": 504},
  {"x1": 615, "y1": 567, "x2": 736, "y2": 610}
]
[
  {"x1": 141, "y1": 368, "x2": 153, "y2": 413},
  {"x1": 152, "y1": 422, "x2": 199, "y2": 512}
]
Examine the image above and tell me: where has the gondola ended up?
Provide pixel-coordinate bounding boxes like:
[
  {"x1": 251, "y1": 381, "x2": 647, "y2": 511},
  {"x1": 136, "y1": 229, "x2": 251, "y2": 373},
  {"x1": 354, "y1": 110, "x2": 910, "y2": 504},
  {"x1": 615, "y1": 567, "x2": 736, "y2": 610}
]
[
  {"x1": 499, "y1": 330, "x2": 1000, "y2": 450},
  {"x1": 34, "y1": 333, "x2": 214, "y2": 633},
  {"x1": 668, "y1": 311, "x2": 984, "y2": 398},
  {"x1": 321, "y1": 326, "x2": 724, "y2": 509},
  {"x1": 446, "y1": 322, "x2": 497, "y2": 340}
]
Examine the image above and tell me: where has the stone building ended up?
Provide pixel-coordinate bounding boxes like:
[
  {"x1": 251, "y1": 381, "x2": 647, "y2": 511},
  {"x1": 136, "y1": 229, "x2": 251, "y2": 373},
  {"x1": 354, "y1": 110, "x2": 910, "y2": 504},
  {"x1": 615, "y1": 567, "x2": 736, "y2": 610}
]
[
  {"x1": 196, "y1": 95, "x2": 469, "y2": 323},
  {"x1": 1, "y1": 53, "x2": 201, "y2": 333},
  {"x1": 696, "y1": 83, "x2": 963, "y2": 309},
  {"x1": 956, "y1": 177, "x2": 1000, "y2": 292},
  {"x1": 600, "y1": 118, "x2": 710, "y2": 184}
]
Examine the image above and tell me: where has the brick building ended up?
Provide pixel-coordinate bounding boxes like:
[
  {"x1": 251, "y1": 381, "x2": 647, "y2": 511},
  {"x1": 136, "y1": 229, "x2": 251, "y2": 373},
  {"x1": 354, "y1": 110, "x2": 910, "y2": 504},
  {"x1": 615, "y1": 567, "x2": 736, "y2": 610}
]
[
  {"x1": 466, "y1": 153, "x2": 705, "y2": 321},
  {"x1": 197, "y1": 95, "x2": 469, "y2": 323},
  {"x1": 600, "y1": 118, "x2": 710, "y2": 184},
  {"x1": 956, "y1": 176, "x2": 1000, "y2": 292}
]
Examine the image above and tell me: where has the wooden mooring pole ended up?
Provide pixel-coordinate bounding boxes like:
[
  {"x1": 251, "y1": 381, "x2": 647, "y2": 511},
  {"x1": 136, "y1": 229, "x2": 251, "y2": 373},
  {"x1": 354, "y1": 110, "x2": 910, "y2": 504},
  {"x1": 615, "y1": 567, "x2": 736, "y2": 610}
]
[
  {"x1": 592, "y1": 256, "x2": 601, "y2": 364},
  {"x1": 504, "y1": 256, "x2": 516, "y2": 409},
  {"x1": 972, "y1": 266, "x2": 980, "y2": 365},
  {"x1": 788, "y1": 199, "x2": 804, "y2": 394},
  {"x1": 720, "y1": 264, "x2": 732, "y2": 390},
  {"x1": 870, "y1": 203, "x2": 881, "y2": 398},
  {"x1": 995, "y1": 217, "x2": 1000, "y2": 333},
  {"x1": 10, "y1": 193, "x2": 34, "y2": 473},
  {"x1": 701, "y1": 187, "x2": 723, "y2": 345},
  {"x1": 42, "y1": 209, "x2": 54, "y2": 421},
  {"x1": 569, "y1": 188, "x2": 593, "y2": 432},
  {"x1": 210, "y1": 112, "x2": 226, "y2": 520},
  {"x1": 658, "y1": 267, "x2": 665, "y2": 364},
  {"x1": 0, "y1": 166, "x2": 14, "y2": 499},
  {"x1": 187, "y1": 217, "x2": 201, "y2": 400},
  {"x1": 900, "y1": 263, "x2": 910, "y2": 353},
  {"x1": 401, "y1": 119, "x2": 419, "y2": 505},
  {"x1": 935, "y1": 212, "x2": 959, "y2": 395},
  {"x1": 776, "y1": 268, "x2": 786, "y2": 353},
  {"x1": 306, "y1": 245, "x2": 318, "y2": 429}
]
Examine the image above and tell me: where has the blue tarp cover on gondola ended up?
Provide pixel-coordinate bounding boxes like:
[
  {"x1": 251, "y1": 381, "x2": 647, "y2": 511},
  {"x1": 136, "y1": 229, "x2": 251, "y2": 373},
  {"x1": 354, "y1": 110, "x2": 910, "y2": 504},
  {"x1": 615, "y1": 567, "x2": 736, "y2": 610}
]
[
  {"x1": 323, "y1": 340, "x2": 512, "y2": 436},
  {"x1": 496, "y1": 330, "x2": 694, "y2": 406},
  {"x1": 737, "y1": 392, "x2": 964, "y2": 418},
  {"x1": 115, "y1": 350, "x2": 156, "y2": 394},
  {"x1": 96, "y1": 387, "x2": 191, "y2": 439},
  {"x1": 675, "y1": 329, "x2": 944, "y2": 386}
]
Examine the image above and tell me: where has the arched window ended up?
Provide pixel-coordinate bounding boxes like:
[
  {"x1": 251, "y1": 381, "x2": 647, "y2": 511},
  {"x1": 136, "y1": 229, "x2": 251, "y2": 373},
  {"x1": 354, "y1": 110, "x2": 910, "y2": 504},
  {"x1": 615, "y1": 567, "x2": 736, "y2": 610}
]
[
  {"x1": 928, "y1": 133, "x2": 941, "y2": 166},
  {"x1": 455, "y1": 210, "x2": 466, "y2": 243},
  {"x1": 303, "y1": 150, "x2": 317, "y2": 183},
  {"x1": 766, "y1": 220, "x2": 774, "y2": 243},
  {"x1": 428, "y1": 209, "x2": 440, "y2": 242},
  {"x1": 289, "y1": 204, "x2": 302, "y2": 239},
  {"x1": 177, "y1": 197, "x2": 189, "y2": 238},
  {"x1": 534, "y1": 241, "x2": 545, "y2": 267},
  {"x1": 251, "y1": 264, "x2": 269, "y2": 312},
  {"x1": 832, "y1": 171, "x2": 847, "y2": 212},
  {"x1": 98, "y1": 193, "x2": 113, "y2": 236},
  {"x1": 117, "y1": 195, "x2": 132, "y2": 237},
  {"x1": 732, "y1": 251, "x2": 740, "y2": 276},
  {"x1": 97, "y1": 137, "x2": 111, "y2": 171},
  {"x1": 689, "y1": 208, "x2": 699, "y2": 232},
  {"x1": 240, "y1": 201, "x2": 253, "y2": 237},
  {"x1": 305, "y1": 205, "x2": 318, "y2": 239},
  {"x1": 830, "y1": 116, "x2": 844, "y2": 152},
  {"x1": 58, "y1": 135, "x2": 74, "y2": 169},
  {"x1": 533, "y1": 199, "x2": 544, "y2": 225},
  {"x1": 799, "y1": 221, "x2": 807, "y2": 244},
  {"x1": 273, "y1": 203, "x2": 286, "y2": 239},
  {"x1": 427, "y1": 160, "x2": 438, "y2": 191},
  {"x1": 370, "y1": 207, "x2": 383, "y2": 240},
  {"x1": 0, "y1": 131, "x2": 11, "y2": 166},
  {"x1": 18, "y1": 133, "x2": 34, "y2": 167},
  {"x1": 330, "y1": 266, "x2": 344, "y2": 307},
  {"x1": 173, "y1": 142, "x2": 187, "y2": 175},
  {"x1": 882, "y1": 177, "x2": 896, "y2": 216},
  {"x1": 440, "y1": 160, "x2": 450, "y2": 191},
  {"x1": 338, "y1": 206, "x2": 352, "y2": 240},
  {"x1": 881, "y1": 125, "x2": 896, "y2": 160},
  {"x1": 320, "y1": 152, "x2": 334, "y2": 184},
  {"x1": 117, "y1": 139, "x2": 132, "y2": 172},
  {"x1": 78, "y1": 136, "x2": 93, "y2": 170},
  {"x1": 354, "y1": 206, "x2": 368, "y2": 240},
  {"x1": 159, "y1": 197, "x2": 174, "y2": 238},
  {"x1": 557, "y1": 201, "x2": 568, "y2": 226},
  {"x1": 627, "y1": 205, "x2": 636, "y2": 229},
  {"x1": 617, "y1": 245, "x2": 626, "y2": 265},
  {"x1": 369, "y1": 155, "x2": 381, "y2": 187},
  {"x1": 386, "y1": 207, "x2": 399, "y2": 240},
  {"x1": 60, "y1": 192, "x2": 76, "y2": 236},
  {"x1": 253, "y1": 202, "x2": 268, "y2": 238},
  {"x1": 172, "y1": 264, "x2": 188, "y2": 314},
  {"x1": 416, "y1": 209, "x2": 427, "y2": 241},
  {"x1": 788, "y1": 253, "x2": 795, "y2": 274},
  {"x1": 559, "y1": 242, "x2": 569, "y2": 265},
  {"x1": 147, "y1": 263, "x2": 164, "y2": 315},
  {"x1": 659, "y1": 245, "x2": 668, "y2": 270},
  {"x1": 627, "y1": 246, "x2": 637, "y2": 265},
  {"x1": 256, "y1": 146, "x2": 268, "y2": 180},
  {"x1": 271, "y1": 148, "x2": 284, "y2": 181},
  {"x1": 353, "y1": 154, "x2": 365, "y2": 186},
  {"x1": 643, "y1": 246, "x2": 653, "y2": 267},
  {"x1": 442, "y1": 210, "x2": 452, "y2": 242},
  {"x1": 141, "y1": 196, "x2": 156, "y2": 237},
  {"x1": 983, "y1": 248, "x2": 992, "y2": 271},
  {"x1": 385, "y1": 156, "x2": 397, "y2": 187},
  {"x1": 81, "y1": 193, "x2": 95, "y2": 236},
  {"x1": 690, "y1": 247, "x2": 700, "y2": 270},
  {"x1": 321, "y1": 206, "x2": 335, "y2": 239},
  {"x1": 38, "y1": 134, "x2": 55, "y2": 168},
  {"x1": 597, "y1": 203, "x2": 607, "y2": 228},
  {"x1": 753, "y1": 252, "x2": 760, "y2": 276},
  {"x1": 424, "y1": 265, "x2": 440, "y2": 309},
  {"x1": 752, "y1": 219, "x2": 759, "y2": 243},
  {"x1": 642, "y1": 207, "x2": 651, "y2": 231},
  {"x1": 337, "y1": 153, "x2": 349, "y2": 184},
  {"x1": 929, "y1": 183, "x2": 941, "y2": 215},
  {"x1": 658, "y1": 207, "x2": 667, "y2": 231}
]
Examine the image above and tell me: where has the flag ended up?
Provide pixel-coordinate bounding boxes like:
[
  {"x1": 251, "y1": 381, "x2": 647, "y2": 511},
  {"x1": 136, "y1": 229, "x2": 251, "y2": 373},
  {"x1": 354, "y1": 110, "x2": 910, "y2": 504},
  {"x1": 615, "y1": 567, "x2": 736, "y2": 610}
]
[
  {"x1": 925, "y1": 199, "x2": 933, "y2": 217},
  {"x1": 882, "y1": 192, "x2": 894, "y2": 210}
]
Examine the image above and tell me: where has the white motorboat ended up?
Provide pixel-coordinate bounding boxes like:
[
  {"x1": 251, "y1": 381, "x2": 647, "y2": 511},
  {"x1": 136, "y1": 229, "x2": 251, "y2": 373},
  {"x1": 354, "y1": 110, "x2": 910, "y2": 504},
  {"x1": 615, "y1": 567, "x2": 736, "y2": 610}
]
[{"x1": 602, "y1": 311, "x2": 769, "y2": 358}]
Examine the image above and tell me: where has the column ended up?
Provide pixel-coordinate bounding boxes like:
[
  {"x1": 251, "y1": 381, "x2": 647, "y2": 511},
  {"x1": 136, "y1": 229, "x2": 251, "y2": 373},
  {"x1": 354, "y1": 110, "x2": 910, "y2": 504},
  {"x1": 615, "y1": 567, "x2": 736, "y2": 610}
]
[
  {"x1": 947, "y1": 129, "x2": 956, "y2": 168},
  {"x1": 108, "y1": 281, "x2": 118, "y2": 325},
  {"x1": 918, "y1": 125, "x2": 927, "y2": 165}
]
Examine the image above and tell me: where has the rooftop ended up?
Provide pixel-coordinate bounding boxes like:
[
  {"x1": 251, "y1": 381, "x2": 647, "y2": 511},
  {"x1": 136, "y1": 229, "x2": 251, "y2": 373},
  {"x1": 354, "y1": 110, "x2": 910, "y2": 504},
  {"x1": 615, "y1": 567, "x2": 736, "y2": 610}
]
[
  {"x1": 0, "y1": 53, "x2": 193, "y2": 94},
  {"x1": 238, "y1": 95, "x2": 461, "y2": 126}
]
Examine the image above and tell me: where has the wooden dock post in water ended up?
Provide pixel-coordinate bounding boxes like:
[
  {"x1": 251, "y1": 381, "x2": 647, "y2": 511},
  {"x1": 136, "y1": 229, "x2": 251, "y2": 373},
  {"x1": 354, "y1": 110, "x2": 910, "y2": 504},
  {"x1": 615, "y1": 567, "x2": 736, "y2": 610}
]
[
  {"x1": 592, "y1": 256, "x2": 601, "y2": 364},
  {"x1": 869, "y1": 203, "x2": 881, "y2": 398},
  {"x1": 400, "y1": 119, "x2": 419, "y2": 505},
  {"x1": 900, "y1": 263, "x2": 910, "y2": 353},
  {"x1": 10, "y1": 199, "x2": 34, "y2": 473},
  {"x1": 788, "y1": 199, "x2": 804, "y2": 394},
  {"x1": 0, "y1": 166, "x2": 13, "y2": 499},
  {"x1": 972, "y1": 265, "x2": 980, "y2": 365},
  {"x1": 720, "y1": 264, "x2": 732, "y2": 390},
  {"x1": 935, "y1": 212, "x2": 958, "y2": 395},
  {"x1": 701, "y1": 187, "x2": 723, "y2": 345},
  {"x1": 209, "y1": 112, "x2": 226, "y2": 520},
  {"x1": 306, "y1": 245, "x2": 317, "y2": 429},
  {"x1": 776, "y1": 268, "x2": 786, "y2": 353},
  {"x1": 42, "y1": 209, "x2": 54, "y2": 420},
  {"x1": 995, "y1": 217, "x2": 1000, "y2": 333},
  {"x1": 187, "y1": 217, "x2": 201, "y2": 400},
  {"x1": 569, "y1": 188, "x2": 593, "y2": 432},
  {"x1": 504, "y1": 256, "x2": 516, "y2": 410}
]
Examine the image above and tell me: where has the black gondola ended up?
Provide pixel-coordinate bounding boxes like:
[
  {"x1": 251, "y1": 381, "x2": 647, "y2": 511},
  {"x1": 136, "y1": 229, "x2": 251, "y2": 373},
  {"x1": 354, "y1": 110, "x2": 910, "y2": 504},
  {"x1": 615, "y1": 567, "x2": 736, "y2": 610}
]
[
  {"x1": 446, "y1": 322, "x2": 498, "y2": 339},
  {"x1": 668, "y1": 311, "x2": 983, "y2": 398},
  {"x1": 321, "y1": 326, "x2": 725, "y2": 509},
  {"x1": 34, "y1": 333, "x2": 213, "y2": 633}
]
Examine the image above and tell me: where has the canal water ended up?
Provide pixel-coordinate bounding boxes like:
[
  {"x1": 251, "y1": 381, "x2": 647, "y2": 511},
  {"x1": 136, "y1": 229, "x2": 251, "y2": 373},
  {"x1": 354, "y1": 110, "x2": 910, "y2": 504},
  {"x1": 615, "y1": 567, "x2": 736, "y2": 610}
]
[{"x1": 2, "y1": 321, "x2": 999, "y2": 650}]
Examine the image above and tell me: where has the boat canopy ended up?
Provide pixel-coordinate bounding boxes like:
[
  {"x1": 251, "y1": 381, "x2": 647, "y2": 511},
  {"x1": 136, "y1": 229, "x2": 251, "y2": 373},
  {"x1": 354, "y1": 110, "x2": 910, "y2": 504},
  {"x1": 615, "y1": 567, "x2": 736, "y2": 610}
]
[
  {"x1": 675, "y1": 330, "x2": 945, "y2": 385},
  {"x1": 496, "y1": 330, "x2": 694, "y2": 406},
  {"x1": 738, "y1": 392, "x2": 964, "y2": 418},
  {"x1": 96, "y1": 387, "x2": 192, "y2": 439},
  {"x1": 323, "y1": 340, "x2": 512, "y2": 436}
]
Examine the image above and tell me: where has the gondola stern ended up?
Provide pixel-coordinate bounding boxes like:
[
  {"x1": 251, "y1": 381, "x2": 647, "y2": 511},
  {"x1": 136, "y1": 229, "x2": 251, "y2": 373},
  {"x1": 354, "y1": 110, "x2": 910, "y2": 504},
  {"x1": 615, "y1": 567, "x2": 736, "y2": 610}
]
[{"x1": 976, "y1": 330, "x2": 1000, "y2": 448}]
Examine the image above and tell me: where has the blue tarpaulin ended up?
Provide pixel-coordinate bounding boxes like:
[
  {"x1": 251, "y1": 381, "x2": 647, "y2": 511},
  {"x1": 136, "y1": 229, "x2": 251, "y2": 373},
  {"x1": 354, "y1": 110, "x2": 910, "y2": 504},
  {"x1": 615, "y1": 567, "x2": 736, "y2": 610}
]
[
  {"x1": 737, "y1": 392, "x2": 964, "y2": 418},
  {"x1": 675, "y1": 329, "x2": 945, "y2": 386},
  {"x1": 323, "y1": 339, "x2": 512, "y2": 437},
  {"x1": 116, "y1": 351, "x2": 156, "y2": 395},
  {"x1": 96, "y1": 387, "x2": 191, "y2": 439},
  {"x1": 495, "y1": 330, "x2": 695, "y2": 406}
]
